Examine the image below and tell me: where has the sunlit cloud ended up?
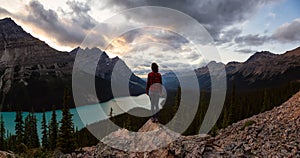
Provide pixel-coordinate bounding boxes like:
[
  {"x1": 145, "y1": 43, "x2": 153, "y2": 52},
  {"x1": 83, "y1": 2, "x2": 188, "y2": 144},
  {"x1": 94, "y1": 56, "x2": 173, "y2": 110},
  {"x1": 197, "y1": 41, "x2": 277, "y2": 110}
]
[{"x1": 106, "y1": 36, "x2": 131, "y2": 56}]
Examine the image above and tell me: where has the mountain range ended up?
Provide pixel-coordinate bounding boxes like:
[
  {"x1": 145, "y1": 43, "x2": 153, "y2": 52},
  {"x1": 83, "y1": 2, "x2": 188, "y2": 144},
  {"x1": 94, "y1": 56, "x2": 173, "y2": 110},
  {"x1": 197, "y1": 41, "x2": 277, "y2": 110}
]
[
  {"x1": 0, "y1": 18, "x2": 145, "y2": 111},
  {"x1": 0, "y1": 17, "x2": 300, "y2": 111},
  {"x1": 164, "y1": 47, "x2": 300, "y2": 91}
]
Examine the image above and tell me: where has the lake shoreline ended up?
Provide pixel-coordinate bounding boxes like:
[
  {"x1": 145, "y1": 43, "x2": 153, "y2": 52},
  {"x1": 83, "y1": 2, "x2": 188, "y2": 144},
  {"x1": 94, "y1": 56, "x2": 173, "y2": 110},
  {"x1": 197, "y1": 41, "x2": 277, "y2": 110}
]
[{"x1": 0, "y1": 94, "x2": 160, "y2": 138}]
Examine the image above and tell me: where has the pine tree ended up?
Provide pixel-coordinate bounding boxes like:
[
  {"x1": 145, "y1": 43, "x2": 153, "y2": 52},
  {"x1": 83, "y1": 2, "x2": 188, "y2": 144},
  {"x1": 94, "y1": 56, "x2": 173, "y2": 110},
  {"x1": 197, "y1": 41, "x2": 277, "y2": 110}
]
[
  {"x1": 49, "y1": 106, "x2": 58, "y2": 150},
  {"x1": 227, "y1": 83, "x2": 236, "y2": 126},
  {"x1": 24, "y1": 114, "x2": 30, "y2": 146},
  {"x1": 125, "y1": 116, "x2": 132, "y2": 131},
  {"x1": 261, "y1": 89, "x2": 270, "y2": 112},
  {"x1": 171, "y1": 86, "x2": 181, "y2": 130},
  {"x1": 31, "y1": 113, "x2": 39, "y2": 148},
  {"x1": 58, "y1": 87, "x2": 75, "y2": 153},
  {"x1": 175, "y1": 86, "x2": 181, "y2": 109},
  {"x1": 210, "y1": 124, "x2": 218, "y2": 137},
  {"x1": 6, "y1": 133, "x2": 16, "y2": 152},
  {"x1": 24, "y1": 112, "x2": 39, "y2": 148},
  {"x1": 199, "y1": 91, "x2": 207, "y2": 128},
  {"x1": 0, "y1": 114, "x2": 6, "y2": 150},
  {"x1": 15, "y1": 110, "x2": 24, "y2": 145},
  {"x1": 74, "y1": 126, "x2": 79, "y2": 147},
  {"x1": 41, "y1": 111, "x2": 49, "y2": 150},
  {"x1": 222, "y1": 107, "x2": 229, "y2": 128}
]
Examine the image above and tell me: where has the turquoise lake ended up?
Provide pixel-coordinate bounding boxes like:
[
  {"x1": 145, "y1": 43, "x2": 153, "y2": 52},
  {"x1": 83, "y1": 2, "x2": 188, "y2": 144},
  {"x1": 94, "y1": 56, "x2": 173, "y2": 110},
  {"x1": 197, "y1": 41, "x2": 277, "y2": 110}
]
[{"x1": 0, "y1": 94, "x2": 164, "y2": 139}]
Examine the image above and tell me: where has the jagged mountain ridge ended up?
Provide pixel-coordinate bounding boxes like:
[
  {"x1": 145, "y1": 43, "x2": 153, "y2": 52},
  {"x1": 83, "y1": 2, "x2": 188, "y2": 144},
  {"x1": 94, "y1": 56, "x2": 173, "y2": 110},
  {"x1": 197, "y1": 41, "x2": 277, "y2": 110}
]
[
  {"x1": 232, "y1": 49, "x2": 300, "y2": 81},
  {"x1": 0, "y1": 17, "x2": 145, "y2": 111},
  {"x1": 0, "y1": 18, "x2": 74, "y2": 82},
  {"x1": 228, "y1": 47, "x2": 300, "y2": 89},
  {"x1": 0, "y1": 18, "x2": 75, "y2": 111},
  {"x1": 163, "y1": 47, "x2": 300, "y2": 92},
  {"x1": 193, "y1": 47, "x2": 300, "y2": 90}
]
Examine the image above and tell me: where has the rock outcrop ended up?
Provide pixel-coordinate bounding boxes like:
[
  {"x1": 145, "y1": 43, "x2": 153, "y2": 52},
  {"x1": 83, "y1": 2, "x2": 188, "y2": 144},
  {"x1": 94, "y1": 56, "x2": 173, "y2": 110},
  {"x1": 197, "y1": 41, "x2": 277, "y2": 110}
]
[
  {"x1": 215, "y1": 90, "x2": 300, "y2": 157},
  {"x1": 72, "y1": 119, "x2": 228, "y2": 158},
  {"x1": 0, "y1": 151, "x2": 15, "y2": 158}
]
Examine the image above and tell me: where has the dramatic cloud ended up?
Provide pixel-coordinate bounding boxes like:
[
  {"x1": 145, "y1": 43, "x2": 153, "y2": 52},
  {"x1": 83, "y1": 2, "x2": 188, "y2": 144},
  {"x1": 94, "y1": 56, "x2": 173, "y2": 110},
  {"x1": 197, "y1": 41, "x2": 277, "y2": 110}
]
[
  {"x1": 234, "y1": 34, "x2": 271, "y2": 46},
  {"x1": 26, "y1": 1, "x2": 85, "y2": 45},
  {"x1": 106, "y1": 28, "x2": 190, "y2": 56},
  {"x1": 215, "y1": 28, "x2": 242, "y2": 45},
  {"x1": 0, "y1": 7, "x2": 11, "y2": 16},
  {"x1": 234, "y1": 17, "x2": 300, "y2": 47},
  {"x1": 24, "y1": 1, "x2": 96, "y2": 46},
  {"x1": 66, "y1": 1, "x2": 96, "y2": 30},
  {"x1": 97, "y1": 0, "x2": 280, "y2": 40},
  {"x1": 235, "y1": 48, "x2": 257, "y2": 54},
  {"x1": 272, "y1": 18, "x2": 300, "y2": 43}
]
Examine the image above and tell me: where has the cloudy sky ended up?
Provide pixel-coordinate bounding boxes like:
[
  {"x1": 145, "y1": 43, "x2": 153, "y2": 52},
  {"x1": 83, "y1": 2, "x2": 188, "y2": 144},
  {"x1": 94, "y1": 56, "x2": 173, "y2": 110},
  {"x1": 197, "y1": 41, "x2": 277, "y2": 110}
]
[{"x1": 1, "y1": 0, "x2": 300, "y2": 76}]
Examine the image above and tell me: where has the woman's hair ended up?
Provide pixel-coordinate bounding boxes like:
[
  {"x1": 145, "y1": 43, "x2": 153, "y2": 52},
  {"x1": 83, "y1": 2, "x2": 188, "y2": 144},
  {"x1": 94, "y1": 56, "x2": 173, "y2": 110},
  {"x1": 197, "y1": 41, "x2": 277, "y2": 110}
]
[{"x1": 151, "y1": 63, "x2": 159, "y2": 73}]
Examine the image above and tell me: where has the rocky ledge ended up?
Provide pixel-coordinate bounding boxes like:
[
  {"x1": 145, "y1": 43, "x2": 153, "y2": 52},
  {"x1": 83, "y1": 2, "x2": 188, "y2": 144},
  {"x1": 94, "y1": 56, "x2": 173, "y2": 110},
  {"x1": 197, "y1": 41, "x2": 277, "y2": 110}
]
[
  {"x1": 70, "y1": 120, "x2": 228, "y2": 158},
  {"x1": 215, "y1": 90, "x2": 300, "y2": 157},
  {"x1": 0, "y1": 151, "x2": 15, "y2": 158}
]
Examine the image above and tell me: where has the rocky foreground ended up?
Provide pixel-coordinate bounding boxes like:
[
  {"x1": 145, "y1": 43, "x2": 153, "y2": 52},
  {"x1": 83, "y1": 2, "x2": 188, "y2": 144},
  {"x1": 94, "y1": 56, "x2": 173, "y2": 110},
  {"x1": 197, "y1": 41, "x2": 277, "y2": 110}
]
[
  {"x1": 70, "y1": 121, "x2": 227, "y2": 158},
  {"x1": 62, "y1": 90, "x2": 300, "y2": 158},
  {"x1": 0, "y1": 151, "x2": 15, "y2": 158},
  {"x1": 215, "y1": 90, "x2": 300, "y2": 157}
]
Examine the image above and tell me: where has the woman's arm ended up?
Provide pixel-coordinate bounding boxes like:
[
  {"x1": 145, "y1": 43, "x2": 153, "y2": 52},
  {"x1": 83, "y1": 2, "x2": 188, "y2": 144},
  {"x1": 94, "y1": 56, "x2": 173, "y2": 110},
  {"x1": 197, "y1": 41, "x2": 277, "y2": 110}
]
[
  {"x1": 159, "y1": 73, "x2": 163, "y2": 94},
  {"x1": 146, "y1": 73, "x2": 150, "y2": 95}
]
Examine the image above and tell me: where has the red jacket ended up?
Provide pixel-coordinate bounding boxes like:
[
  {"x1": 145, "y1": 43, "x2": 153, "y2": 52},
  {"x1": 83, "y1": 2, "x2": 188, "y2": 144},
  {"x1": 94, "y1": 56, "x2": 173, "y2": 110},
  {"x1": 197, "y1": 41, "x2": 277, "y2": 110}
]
[{"x1": 146, "y1": 72, "x2": 162, "y2": 94}]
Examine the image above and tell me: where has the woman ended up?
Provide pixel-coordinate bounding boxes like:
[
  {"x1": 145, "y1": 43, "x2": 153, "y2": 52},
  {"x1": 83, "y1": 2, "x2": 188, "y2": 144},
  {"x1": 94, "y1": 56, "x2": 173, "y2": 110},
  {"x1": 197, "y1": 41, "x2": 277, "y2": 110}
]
[{"x1": 146, "y1": 63, "x2": 162, "y2": 122}]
